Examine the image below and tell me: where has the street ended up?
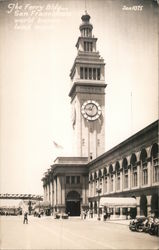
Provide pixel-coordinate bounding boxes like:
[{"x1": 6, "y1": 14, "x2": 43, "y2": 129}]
[{"x1": 0, "y1": 216, "x2": 158, "y2": 249}]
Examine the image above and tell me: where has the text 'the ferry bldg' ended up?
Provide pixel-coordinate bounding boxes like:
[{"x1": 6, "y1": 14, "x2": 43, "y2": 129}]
[{"x1": 42, "y1": 12, "x2": 159, "y2": 219}]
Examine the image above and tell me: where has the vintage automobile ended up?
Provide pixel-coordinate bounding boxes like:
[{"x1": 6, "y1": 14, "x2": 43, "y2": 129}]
[
  {"x1": 148, "y1": 218, "x2": 159, "y2": 236},
  {"x1": 129, "y1": 216, "x2": 147, "y2": 232},
  {"x1": 129, "y1": 216, "x2": 159, "y2": 236}
]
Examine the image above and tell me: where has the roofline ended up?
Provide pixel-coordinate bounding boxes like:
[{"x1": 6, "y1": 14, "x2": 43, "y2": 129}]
[{"x1": 87, "y1": 120, "x2": 159, "y2": 167}]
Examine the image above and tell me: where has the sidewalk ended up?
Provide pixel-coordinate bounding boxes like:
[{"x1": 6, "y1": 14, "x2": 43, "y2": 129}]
[
  {"x1": 86, "y1": 216, "x2": 130, "y2": 226},
  {"x1": 105, "y1": 219, "x2": 130, "y2": 226}
]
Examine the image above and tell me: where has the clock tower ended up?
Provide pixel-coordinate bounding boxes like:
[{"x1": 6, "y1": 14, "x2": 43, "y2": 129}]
[{"x1": 69, "y1": 12, "x2": 107, "y2": 160}]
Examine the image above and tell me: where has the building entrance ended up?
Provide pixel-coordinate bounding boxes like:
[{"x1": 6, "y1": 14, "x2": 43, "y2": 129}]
[{"x1": 66, "y1": 191, "x2": 81, "y2": 216}]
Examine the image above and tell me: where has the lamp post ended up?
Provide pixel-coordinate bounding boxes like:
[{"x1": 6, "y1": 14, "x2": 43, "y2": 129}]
[{"x1": 96, "y1": 187, "x2": 101, "y2": 220}]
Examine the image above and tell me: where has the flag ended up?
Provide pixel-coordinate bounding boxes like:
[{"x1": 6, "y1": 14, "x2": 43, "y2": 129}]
[{"x1": 52, "y1": 140, "x2": 63, "y2": 149}]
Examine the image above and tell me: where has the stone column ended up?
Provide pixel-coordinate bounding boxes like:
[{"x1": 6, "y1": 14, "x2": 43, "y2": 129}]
[
  {"x1": 92, "y1": 201, "x2": 95, "y2": 217},
  {"x1": 147, "y1": 195, "x2": 152, "y2": 216},
  {"x1": 120, "y1": 207, "x2": 123, "y2": 219},
  {"x1": 120, "y1": 170, "x2": 123, "y2": 192},
  {"x1": 47, "y1": 183, "x2": 50, "y2": 202},
  {"x1": 82, "y1": 176, "x2": 87, "y2": 205},
  {"x1": 50, "y1": 180, "x2": 52, "y2": 205},
  {"x1": 88, "y1": 180, "x2": 91, "y2": 197},
  {"x1": 137, "y1": 163, "x2": 140, "y2": 188},
  {"x1": 57, "y1": 176, "x2": 62, "y2": 205},
  {"x1": 94, "y1": 179, "x2": 96, "y2": 197},
  {"x1": 128, "y1": 167, "x2": 131, "y2": 190},
  {"x1": 103, "y1": 177, "x2": 105, "y2": 194},
  {"x1": 61, "y1": 176, "x2": 65, "y2": 205},
  {"x1": 136, "y1": 196, "x2": 140, "y2": 216},
  {"x1": 101, "y1": 206, "x2": 105, "y2": 221},
  {"x1": 107, "y1": 174, "x2": 109, "y2": 194},
  {"x1": 51, "y1": 179, "x2": 54, "y2": 208},
  {"x1": 111, "y1": 207, "x2": 116, "y2": 220},
  {"x1": 45, "y1": 185, "x2": 47, "y2": 201},
  {"x1": 139, "y1": 163, "x2": 142, "y2": 188},
  {"x1": 53, "y1": 177, "x2": 57, "y2": 208}
]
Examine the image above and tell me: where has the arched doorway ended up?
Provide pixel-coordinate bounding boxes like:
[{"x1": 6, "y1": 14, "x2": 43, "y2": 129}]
[
  {"x1": 151, "y1": 194, "x2": 159, "y2": 217},
  {"x1": 140, "y1": 195, "x2": 147, "y2": 217},
  {"x1": 66, "y1": 191, "x2": 81, "y2": 216}
]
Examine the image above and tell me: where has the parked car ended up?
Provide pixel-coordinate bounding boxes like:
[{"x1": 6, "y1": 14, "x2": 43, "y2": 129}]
[
  {"x1": 148, "y1": 218, "x2": 159, "y2": 236},
  {"x1": 129, "y1": 216, "x2": 147, "y2": 232},
  {"x1": 129, "y1": 216, "x2": 159, "y2": 236}
]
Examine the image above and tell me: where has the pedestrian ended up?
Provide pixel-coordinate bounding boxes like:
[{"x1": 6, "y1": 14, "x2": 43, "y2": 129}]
[
  {"x1": 84, "y1": 210, "x2": 87, "y2": 219},
  {"x1": 23, "y1": 212, "x2": 28, "y2": 224},
  {"x1": 103, "y1": 210, "x2": 107, "y2": 221}
]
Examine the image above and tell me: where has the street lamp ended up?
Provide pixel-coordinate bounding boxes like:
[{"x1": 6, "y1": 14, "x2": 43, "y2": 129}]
[{"x1": 96, "y1": 187, "x2": 101, "y2": 220}]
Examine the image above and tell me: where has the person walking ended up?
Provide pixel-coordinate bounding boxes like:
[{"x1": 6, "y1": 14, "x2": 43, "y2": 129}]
[{"x1": 23, "y1": 212, "x2": 28, "y2": 224}]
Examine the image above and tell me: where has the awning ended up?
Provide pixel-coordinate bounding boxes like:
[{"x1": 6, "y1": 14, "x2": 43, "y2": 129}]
[{"x1": 100, "y1": 197, "x2": 137, "y2": 208}]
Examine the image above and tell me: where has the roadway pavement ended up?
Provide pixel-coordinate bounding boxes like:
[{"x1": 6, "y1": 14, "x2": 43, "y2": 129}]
[{"x1": 0, "y1": 215, "x2": 158, "y2": 249}]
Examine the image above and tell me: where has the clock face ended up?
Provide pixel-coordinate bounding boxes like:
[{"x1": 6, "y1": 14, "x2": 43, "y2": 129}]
[{"x1": 81, "y1": 100, "x2": 102, "y2": 121}]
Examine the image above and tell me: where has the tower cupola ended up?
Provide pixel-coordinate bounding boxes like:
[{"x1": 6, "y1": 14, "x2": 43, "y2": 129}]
[{"x1": 79, "y1": 11, "x2": 93, "y2": 37}]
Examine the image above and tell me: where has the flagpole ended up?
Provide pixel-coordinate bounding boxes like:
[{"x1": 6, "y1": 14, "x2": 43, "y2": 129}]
[{"x1": 131, "y1": 91, "x2": 133, "y2": 135}]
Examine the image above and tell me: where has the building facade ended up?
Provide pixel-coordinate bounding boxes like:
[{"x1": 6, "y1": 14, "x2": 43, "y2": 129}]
[{"x1": 42, "y1": 12, "x2": 159, "y2": 219}]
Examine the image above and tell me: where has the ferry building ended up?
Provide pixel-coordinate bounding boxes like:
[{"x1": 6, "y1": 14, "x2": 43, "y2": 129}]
[{"x1": 42, "y1": 12, "x2": 159, "y2": 219}]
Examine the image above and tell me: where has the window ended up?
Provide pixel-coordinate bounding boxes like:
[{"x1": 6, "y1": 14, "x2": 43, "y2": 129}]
[
  {"x1": 90, "y1": 182, "x2": 93, "y2": 196},
  {"x1": 80, "y1": 67, "x2": 83, "y2": 79},
  {"x1": 77, "y1": 176, "x2": 80, "y2": 184},
  {"x1": 90, "y1": 42, "x2": 93, "y2": 51},
  {"x1": 124, "y1": 168, "x2": 128, "y2": 189},
  {"x1": 99, "y1": 178, "x2": 102, "y2": 191},
  {"x1": 85, "y1": 68, "x2": 88, "y2": 79},
  {"x1": 104, "y1": 176, "x2": 107, "y2": 193},
  {"x1": 96, "y1": 180, "x2": 98, "y2": 189},
  {"x1": 84, "y1": 41, "x2": 93, "y2": 52},
  {"x1": 97, "y1": 68, "x2": 100, "y2": 80},
  {"x1": 110, "y1": 174, "x2": 113, "y2": 192},
  {"x1": 66, "y1": 176, "x2": 70, "y2": 184},
  {"x1": 89, "y1": 68, "x2": 92, "y2": 79},
  {"x1": 153, "y1": 157, "x2": 159, "y2": 183},
  {"x1": 93, "y1": 68, "x2": 96, "y2": 80},
  {"x1": 71, "y1": 176, "x2": 75, "y2": 184},
  {"x1": 142, "y1": 162, "x2": 148, "y2": 185},
  {"x1": 84, "y1": 41, "x2": 86, "y2": 51},
  {"x1": 116, "y1": 172, "x2": 120, "y2": 190},
  {"x1": 80, "y1": 67, "x2": 100, "y2": 80},
  {"x1": 132, "y1": 166, "x2": 138, "y2": 187}
]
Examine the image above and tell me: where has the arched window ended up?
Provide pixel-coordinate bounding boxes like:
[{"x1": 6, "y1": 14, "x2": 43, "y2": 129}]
[
  {"x1": 90, "y1": 173, "x2": 93, "y2": 197},
  {"x1": 94, "y1": 172, "x2": 98, "y2": 191},
  {"x1": 115, "y1": 162, "x2": 120, "y2": 191},
  {"x1": 140, "y1": 149, "x2": 148, "y2": 185},
  {"x1": 151, "y1": 143, "x2": 159, "y2": 183},
  {"x1": 103, "y1": 167, "x2": 107, "y2": 193},
  {"x1": 109, "y1": 165, "x2": 113, "y2": 192},
  {"x1": 98, "y1": 169, "x2": 102, "y2": 192},
  {"x1": 123, "y1": 158, "x2": 128, "y2": 189},
  {"x1": 130, "y1": 154, "x2": 137, "y2": 187}
]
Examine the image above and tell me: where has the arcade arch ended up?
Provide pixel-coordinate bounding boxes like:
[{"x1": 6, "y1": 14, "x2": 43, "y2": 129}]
[
  {"x1": 66, "y1": 191, "x2": 81, "y2": 216},
  {"x1": 140, "y1": 149, "x2": 148, "y2": 186},
  {"x1": 151, "y1": 143, "x2": 159, "y2": 183},
  {"x1": 140, "y1": 195, "x2": 147, "y2": 217}
]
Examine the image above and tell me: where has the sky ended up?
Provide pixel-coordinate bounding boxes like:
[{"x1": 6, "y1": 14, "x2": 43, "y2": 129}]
[{"x1": 0, "y1": 0, "x2": 158, "y2": 195}]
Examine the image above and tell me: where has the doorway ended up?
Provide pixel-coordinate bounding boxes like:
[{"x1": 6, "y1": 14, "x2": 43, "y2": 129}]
[{"x1": 66, "y1": 191, "x2": 81, "y2": 216}]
